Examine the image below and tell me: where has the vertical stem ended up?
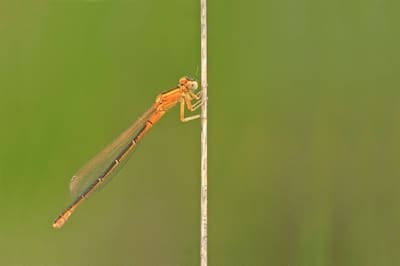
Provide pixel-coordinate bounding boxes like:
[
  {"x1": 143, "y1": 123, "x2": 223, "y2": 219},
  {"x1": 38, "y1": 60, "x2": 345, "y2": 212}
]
[{"x1": 200, "y1": 0, "x2": 208, "y2": 265}]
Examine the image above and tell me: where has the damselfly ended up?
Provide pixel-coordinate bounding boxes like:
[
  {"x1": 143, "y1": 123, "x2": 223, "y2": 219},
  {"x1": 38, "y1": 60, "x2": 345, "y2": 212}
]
[{"x1": 53, "y1": 77, "x2": 201, "y2": 229}]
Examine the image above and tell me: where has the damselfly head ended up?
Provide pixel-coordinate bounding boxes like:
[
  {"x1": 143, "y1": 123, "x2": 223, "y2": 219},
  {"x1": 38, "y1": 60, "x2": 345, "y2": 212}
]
[{"x1": 179, "y1": 76, "x2": 198, "y2": 92}]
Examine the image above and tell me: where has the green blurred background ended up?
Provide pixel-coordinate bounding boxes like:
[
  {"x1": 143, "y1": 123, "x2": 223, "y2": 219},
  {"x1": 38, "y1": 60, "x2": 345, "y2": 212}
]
[{"x1": 0, "y1": 0, "x2": 399, "y2": 265}]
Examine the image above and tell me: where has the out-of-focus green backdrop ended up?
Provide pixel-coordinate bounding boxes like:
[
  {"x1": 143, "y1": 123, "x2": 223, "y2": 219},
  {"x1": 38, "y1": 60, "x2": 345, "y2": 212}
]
[{"x1": 1, "y1": 0, "x2": 399, "y2": 265}]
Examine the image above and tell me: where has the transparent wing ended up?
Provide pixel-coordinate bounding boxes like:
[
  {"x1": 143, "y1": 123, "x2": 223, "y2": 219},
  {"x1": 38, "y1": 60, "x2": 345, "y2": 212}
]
[{"x1": 69, "y1": 105, "x2": 156, "y2": 197}]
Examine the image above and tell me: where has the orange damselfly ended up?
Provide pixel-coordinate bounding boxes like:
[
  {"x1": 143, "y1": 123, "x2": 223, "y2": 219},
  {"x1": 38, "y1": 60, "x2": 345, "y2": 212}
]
[{"x1": 53, "y1": 77, "x2": 201, "y2": 229}]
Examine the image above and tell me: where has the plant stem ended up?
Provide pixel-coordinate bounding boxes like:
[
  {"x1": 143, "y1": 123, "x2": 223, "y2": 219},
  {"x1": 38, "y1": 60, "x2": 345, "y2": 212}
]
[{"x1": 200, "y1": 0, "x2": 208, "y2": 265}]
